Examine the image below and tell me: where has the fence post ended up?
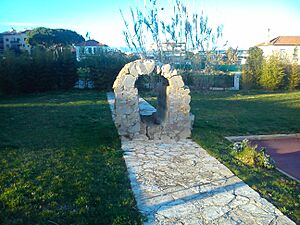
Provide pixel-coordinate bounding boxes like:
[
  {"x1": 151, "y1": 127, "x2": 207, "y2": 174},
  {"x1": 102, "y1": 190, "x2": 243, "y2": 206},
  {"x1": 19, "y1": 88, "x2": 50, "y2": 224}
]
[{"x1": 233, "y1": 73, "x2": 241, "y2": 90}]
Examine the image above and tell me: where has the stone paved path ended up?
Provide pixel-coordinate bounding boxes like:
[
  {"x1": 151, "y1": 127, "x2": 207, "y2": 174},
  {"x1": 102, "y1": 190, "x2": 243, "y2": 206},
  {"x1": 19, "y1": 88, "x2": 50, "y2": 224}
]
[
  {"x1": 123, "y1": 140, "x2": 295, "y2": 225},
  {"x1": 107, "y1": 94, "x2": 295, "y2": 225}
]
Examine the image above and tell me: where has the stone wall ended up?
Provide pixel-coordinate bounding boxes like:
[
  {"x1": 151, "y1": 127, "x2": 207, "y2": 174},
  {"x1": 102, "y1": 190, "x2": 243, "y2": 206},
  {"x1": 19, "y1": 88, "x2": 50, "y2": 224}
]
[{"x1": 113, "y1": 59, "x2": 194, "y2": 141}]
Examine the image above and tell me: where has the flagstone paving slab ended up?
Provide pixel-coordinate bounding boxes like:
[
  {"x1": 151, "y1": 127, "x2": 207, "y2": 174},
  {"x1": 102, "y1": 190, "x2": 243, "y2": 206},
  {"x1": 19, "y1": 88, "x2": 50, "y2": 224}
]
[{"x1": 122, "y1": 139, "x2": 295, "y2": 225}]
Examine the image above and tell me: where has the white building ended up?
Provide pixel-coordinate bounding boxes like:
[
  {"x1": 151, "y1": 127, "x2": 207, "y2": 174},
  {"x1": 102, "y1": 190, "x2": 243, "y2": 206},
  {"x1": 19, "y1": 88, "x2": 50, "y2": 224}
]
[
  {"x1": 2, "y1": 30, "x2": 31, "y2": 53},
  {"x1": 74, "y1": 39, "x2": 109, "y2": 61},
  {"x1": 257, "y1": 36, "x2": 300, "y2": 64}
]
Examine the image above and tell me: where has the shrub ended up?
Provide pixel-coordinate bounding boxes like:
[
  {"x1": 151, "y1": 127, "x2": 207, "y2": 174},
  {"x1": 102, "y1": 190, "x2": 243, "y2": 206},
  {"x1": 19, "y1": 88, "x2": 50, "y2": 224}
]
[
  {"x1": 0, "y1": 50, "x2": 31, "y2": 94},
  {"x1": 79, "y1": 50, "x2": 136, "y2": 91},
  {"x1": 259, "y1": 53, "x2": 285, "y2": 90},
  {"x1": 0, "y1": 48, "x2": 77, "y2": 94},
  {"x1": 242, "y1": 47, "x2": 264, "y2": 89},
  {"x1": 288, "y1": 63, "x2": 300, "y2": 90},
  {"x1": 182, "y1": 72, "x2": 234, "y2": 90},
  {"x1": 232, "y1": 139, "x2": 275, "y2": 169}
]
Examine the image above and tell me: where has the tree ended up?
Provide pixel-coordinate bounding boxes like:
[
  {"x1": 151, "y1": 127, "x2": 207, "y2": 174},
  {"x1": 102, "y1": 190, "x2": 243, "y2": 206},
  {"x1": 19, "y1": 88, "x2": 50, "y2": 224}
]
[
  {"x1": 79, "y1": 49, "x2": 137, "y2": 91},
  {"x1": 260, "y1": 53, "x2": 285, "y2": 90},
  {"x1": 26, "y1": 27, "x2": 84, "y2": 48},
  {"x1": 53, "y1": 47, "x2": 78, "y2": 90},
  {"x1": 0, "y1": 47, "x2": 78, "y2": 94},
  {"x1": 226, "y1": 47, "x2": 238, "y2": 65},
  {"x1": 0, "y1": 50, "x2": 31, "y2": 94},
  {"x1": 242, "y1": 46, "x2": 264, "y2": 89},
  {"x1": 288, "y1": 63, "x2": 300, "y2": 90},
  {"x1": 120, "y1": 0, "x2": 224, "y2": 68}
]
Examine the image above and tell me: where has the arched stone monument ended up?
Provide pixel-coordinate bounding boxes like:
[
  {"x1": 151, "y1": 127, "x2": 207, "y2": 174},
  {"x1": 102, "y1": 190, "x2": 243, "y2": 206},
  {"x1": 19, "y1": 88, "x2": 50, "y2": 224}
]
[{"x1": 113, "y1": 59, "x2": 194, "y2": 141}]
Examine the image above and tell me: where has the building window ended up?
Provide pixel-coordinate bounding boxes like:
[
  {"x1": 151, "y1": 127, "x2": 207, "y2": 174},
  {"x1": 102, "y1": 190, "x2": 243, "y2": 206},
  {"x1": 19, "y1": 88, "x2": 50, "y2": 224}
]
[
  {"x1": 6, "y1": 44, "x2": 9, "y2": 48},
  {"x1": 6, "y1": 38, "x2": 9, "y2": 42},
  {"x1": 17, "y1": 38, "x2": 20, "y2": 42},
  {"x1": 88, "y1": 47, "x2": 92, "y2": 54}
]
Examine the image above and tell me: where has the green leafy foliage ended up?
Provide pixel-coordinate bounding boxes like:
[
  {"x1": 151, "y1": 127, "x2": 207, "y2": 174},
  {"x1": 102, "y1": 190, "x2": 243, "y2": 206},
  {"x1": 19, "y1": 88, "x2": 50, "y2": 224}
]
[
  {"x1": 0, "y1": 91, "x2": 142, "y2": 225},
  {"x1": 288, "y1": 63, "x2": 300, "y2": 90},
  {"x1": 78, "y1": 50, "x2": 137, "y2": 91},
  {"x1": 232, "y1": 139, "x2": 275, "y2": 169},
  {"x1": 0, "y1": 48, "x2": 77, "y2": 94},
  {"x1": 26, "y1": 27, "x2": 84, "y2": 48},
  {"x1": 260, "y1": 53, "x2": 285, "y2": 90},
  {"x1": 242, "y1": 46, "x2": 264, "y2": 89},
  {"x1": 182, "y1": 72, "x2": 234, "y2": 90},
  {"x1": 225, "y1": 47, "x2": 238, "y2": 65},
  {"x1": 0, "y1": 50, "x2": 31, "y2": 94},
  {"x1": 242, "y1": 48, "x2": 299, "y2": 91},
  {"x1": 0, "y1": 27, "x2": 84, "y2": 94}
]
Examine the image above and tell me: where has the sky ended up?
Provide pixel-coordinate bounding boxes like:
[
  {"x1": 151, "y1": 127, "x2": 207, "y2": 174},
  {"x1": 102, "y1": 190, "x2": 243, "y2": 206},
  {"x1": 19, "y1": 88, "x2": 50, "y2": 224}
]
[{"x1": 1, "y1": 0, "x2": 300, "y2": 50}]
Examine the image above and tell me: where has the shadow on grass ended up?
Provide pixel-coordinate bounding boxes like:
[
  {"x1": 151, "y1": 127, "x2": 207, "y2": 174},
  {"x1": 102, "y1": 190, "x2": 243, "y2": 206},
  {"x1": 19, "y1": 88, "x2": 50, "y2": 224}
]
[{"x1": 0, "y1": 91, "x2": 142, "y2": 225}]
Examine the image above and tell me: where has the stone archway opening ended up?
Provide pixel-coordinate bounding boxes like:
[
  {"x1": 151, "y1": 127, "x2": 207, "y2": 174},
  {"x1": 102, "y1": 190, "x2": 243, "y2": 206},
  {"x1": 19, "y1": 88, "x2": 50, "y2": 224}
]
[
  {"x1": 137, "y1": 75, "x2": 171, "y2": 140},
  {"x1": 113, "y1": 59, "x2": 194, "y2": 141},
  {"x1": 134, "y1": 73, "x2": 169, "y2": 123}
]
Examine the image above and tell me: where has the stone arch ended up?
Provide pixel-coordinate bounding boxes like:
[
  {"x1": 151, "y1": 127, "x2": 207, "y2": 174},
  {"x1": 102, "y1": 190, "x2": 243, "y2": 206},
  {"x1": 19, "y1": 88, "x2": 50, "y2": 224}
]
[{"x1": 113, "y1": 59, "x2": 194, "y2": 140}]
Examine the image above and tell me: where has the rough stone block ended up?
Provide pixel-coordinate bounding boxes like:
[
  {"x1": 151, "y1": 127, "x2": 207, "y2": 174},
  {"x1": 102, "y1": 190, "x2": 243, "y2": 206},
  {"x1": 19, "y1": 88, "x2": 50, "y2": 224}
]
[
  {"x1": 161, "y1": 64, "x2": 171, "y2": 75},
  {"x1": 129, "y1": 63, "x2": 139, "y2": 77},
  {"x1": 123, "y1": 75, "x2": 136, "y2": 89},
  {"x1": 113, "y1": 59, "x2": 193, "y2": 140}
]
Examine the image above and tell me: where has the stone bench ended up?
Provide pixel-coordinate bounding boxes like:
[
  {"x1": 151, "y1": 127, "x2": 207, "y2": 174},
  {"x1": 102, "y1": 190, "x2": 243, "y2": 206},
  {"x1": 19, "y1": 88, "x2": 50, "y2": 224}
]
[{"x1": 138, "y1": 98, "x2": 156, "y2": 116}]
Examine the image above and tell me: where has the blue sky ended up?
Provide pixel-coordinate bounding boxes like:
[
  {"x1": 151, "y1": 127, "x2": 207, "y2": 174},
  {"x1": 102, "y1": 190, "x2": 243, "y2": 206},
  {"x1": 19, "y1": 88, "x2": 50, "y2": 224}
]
[{"x1": 1, "y1": 0, "x2": 300, "y2": 49}]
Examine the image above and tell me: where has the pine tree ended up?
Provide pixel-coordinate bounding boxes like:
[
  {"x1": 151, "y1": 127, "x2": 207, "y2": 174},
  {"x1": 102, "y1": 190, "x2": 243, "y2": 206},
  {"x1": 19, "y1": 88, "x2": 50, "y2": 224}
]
[
  {"x1": 260, "y1": 53, "x2": 285, "y2": 90},
  {"x1": 242, "y1": 47, "x2": 264, "y2": 89},
  {"x1": 288, "y1": 63, "x2": 300, "y2": 90}
]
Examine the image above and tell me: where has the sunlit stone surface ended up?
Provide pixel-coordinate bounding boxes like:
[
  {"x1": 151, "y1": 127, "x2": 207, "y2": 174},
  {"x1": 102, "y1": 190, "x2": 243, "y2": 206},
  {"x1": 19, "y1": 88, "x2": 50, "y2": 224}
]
[{"x1": 113, "y1": 59, "x2": 194, "y2": 141}]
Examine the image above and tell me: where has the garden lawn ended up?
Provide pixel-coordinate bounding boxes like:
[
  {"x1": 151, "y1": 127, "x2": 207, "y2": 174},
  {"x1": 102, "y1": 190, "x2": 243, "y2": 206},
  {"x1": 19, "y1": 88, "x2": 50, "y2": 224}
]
[
  {"x1": 191, "y1": 90, "x2": 300, "y2": 223},
  {"x1": 0, "y1": 91, "x2": 142, "y2": 225}
]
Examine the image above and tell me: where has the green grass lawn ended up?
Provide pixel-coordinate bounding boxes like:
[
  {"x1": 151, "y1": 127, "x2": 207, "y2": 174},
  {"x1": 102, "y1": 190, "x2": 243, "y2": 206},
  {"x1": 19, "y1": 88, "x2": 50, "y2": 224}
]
[
  {"x1": 1, "y1": 90, "x2": 300, "y2": 224},
  {"x1": 190, "y1": 90, "x2": 300, "y2": 223},
  {"x1": 0, "y1": 91, "x2": 142, "y2": 225}
]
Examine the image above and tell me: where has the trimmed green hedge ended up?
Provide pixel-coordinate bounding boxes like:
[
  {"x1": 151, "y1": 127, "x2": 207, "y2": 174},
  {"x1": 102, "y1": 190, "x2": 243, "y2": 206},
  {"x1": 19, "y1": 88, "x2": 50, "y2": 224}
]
[{"x1": 182, "y1": 73, "x2": 234, "y2": 89}]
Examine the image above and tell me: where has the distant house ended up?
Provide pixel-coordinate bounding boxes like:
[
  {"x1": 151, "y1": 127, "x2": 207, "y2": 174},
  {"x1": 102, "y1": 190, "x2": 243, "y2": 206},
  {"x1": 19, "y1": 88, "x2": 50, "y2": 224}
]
[
  {"x1": 74, "y1": 39, "x2": 109, "y2": 61},
  {"x1": 0, "y1": 29, "x2": 31, "y2": 53},
  {"x1": 257, "y1": 36, "x2": 300, "y2": 64}
]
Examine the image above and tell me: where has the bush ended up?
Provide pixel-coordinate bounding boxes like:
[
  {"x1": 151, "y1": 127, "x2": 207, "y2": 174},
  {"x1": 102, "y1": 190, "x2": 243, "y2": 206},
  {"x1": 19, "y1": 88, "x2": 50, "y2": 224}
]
[
  {"x1": 242, "y1": 48, "x2": 299, "y2": 91},
  {"x1": 242, "y1": 47, "x2": 264, "y2": 89},
  {"x1": 232, "y1": 139, "x2": 275, "y2": 169},
  {"x1": 259, "y1": 54, "x2": 285, "y2": 90},
  {"x1": 288, "y1": 63, "x2": 300, "y2": 90},
  {"x1": 182, "y1": 73, "x2": 234, "y2": 90},
  {"x1": 0, "y1": 50, "x2": 31, "y2": 94},
  {"x1": 0, "y1": 48, "x2": 77, "y2": 94},
  {"x1": 79, "y1": 50, "x2": 137, "y2": 91}
]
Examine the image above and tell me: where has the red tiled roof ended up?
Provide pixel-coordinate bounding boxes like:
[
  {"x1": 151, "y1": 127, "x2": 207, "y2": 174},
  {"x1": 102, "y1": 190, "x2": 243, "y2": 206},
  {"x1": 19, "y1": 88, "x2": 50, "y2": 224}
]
[
  {"x1": 257, "y1": 36, "x2": 300, "y2": 46},
  {"x1": 76, "y1": 39, "x2": 108, "y2": 47}
]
